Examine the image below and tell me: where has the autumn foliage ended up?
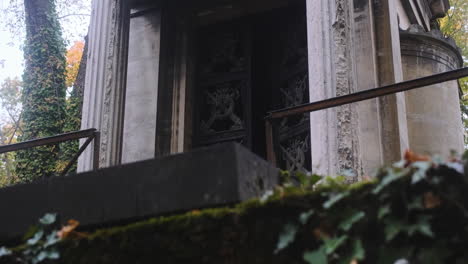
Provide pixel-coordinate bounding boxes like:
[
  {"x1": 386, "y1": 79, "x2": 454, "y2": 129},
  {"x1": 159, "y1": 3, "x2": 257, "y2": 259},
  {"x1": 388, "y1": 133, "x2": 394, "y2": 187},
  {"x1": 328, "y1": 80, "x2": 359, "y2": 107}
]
[{"x1": 65, "y1": 41, "x2": 84, "y2": 88}]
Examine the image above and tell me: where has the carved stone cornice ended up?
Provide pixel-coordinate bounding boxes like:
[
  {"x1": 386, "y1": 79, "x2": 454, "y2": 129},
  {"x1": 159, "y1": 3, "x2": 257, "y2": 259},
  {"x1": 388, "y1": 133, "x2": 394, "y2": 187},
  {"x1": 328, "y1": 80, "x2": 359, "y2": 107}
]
[{"x1": 400, "y1": 24, "x2": 463, "y2": 69}]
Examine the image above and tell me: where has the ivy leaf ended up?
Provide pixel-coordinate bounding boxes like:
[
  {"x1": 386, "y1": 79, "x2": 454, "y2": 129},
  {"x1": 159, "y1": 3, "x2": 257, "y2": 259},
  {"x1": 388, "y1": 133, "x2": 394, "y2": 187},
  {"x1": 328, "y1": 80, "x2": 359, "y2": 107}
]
[
  {"x1": 325, "y1": 176, "x2": 347, "y2": 188},
  {"x1": 407, "y1": 197, "x2": 424, "y2": 210},
  {"x1": 339, "y1": 211, "x2": 365, "y2": 231},
  {"x1": 33, "y1": 250, "x2": 59, "y2": 264},
  {"x1": 275, "y1": 223, "x2": 298, "y2": 254},
  {"x1": 296, "y1": 172, "x2": 308, "y2": 186},
  {"x1": 407, "y1": 216, "x2": 434, "y2": 238},
  {"x1": 339, "y1": 239, "x2": 366, "y2": 264},
  {"x1": 384, "y1": 219, "x2": 404, "y2": 242},
  {"x1": 0, "y1": 247, "x2": 12, "y2": 257},
  {"x1": 260, "y1": 190, "x2": 274, "y2": 203},
  {"x1": 44, "y1": 249, "x2": 60, "y2": 260},
  {"x1": 39, "y1": 213, "x2": 57, "y2": 225},
  {"x1": 304, "y1": 246, "x2": 328, "y2": 264},
  {"x1": 324, "y1": 192, "x2": 350, "y2": 209},
  {"x1": 308, "y1": 174, "x2": 322, "y2": 187},
  {"x1": 299, "y1": 209, "x2": 315, "y2": 225},
  {"x1": 27, "y1": 229, "x2": 44, "y2": 245},
  {"x1": 446, "y1": 162, "x2": 464, "y2": 174},
  {"x1": 324, "y1": 235, "x2": 348, "y2": 255},
  {"x1": 373, "y1": 168, "x2": 408, "y2": 194},
  {"x1": 351, "y1": 239, "x2": 365, "y2": 260},
  {"x1": 411, "y1": 161, "x2": 432, "y2": 184},
  {"x1": 378, "y1": 205, "x2": 391, "y2": 219},
  {"x1": 35, "y1": 251, "x2": 48, "y2": 263},
  {"x1": 44, "y1": 231, "x2": 59, "y2": 247},
  {"x1": 393, "y1": 160, "x2": 406, "y2": 168}
]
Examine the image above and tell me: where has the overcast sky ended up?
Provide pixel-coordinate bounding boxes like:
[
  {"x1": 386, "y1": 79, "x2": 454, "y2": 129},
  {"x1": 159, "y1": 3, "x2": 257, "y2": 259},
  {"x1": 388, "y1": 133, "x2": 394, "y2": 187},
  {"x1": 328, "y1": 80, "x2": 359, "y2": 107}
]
[
  {"x1": 0, "y1": 28, "x2": 23, "y2": 81},
  {"x1": 0, "y1": 0, "x2": 91, "y2": 125}
]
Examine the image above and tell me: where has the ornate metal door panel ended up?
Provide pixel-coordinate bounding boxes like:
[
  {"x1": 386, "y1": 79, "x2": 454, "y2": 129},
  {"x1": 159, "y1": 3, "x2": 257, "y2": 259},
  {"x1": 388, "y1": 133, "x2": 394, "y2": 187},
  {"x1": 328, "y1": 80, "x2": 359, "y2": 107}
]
[
  {"x1": 192, "y1": 4, "x2": 310, "y2": 173},
  {"x1": 193, "y1": 23, "x2": 251, "y2": 147},
  {"x1": 274, "y1": 9, "x2": 312, "y2": 173}
]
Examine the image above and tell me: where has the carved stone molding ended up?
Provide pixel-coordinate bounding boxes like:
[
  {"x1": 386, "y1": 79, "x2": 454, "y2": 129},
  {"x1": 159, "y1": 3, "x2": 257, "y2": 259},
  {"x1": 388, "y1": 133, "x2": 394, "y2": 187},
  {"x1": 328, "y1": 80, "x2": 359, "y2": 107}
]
[
  {"x1": 400, "y1": 24, "x2": 463, "y2": 69},
  {"x1": 307, "y1": 0, "x2": 362, "y2": 180},
  {"x1": 78, "y1": 0, "x2": 130, "y2": 172}
]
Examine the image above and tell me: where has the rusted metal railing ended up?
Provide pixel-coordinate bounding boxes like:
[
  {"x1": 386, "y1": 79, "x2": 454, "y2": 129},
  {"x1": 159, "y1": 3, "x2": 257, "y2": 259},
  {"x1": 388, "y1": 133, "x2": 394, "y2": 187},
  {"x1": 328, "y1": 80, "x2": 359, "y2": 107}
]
[
  {"x1": 0, "y1": 129, "x2": 100, "y2": 176},
  {"x1": 265, "y1": 67, "x2": 468, "y2": 166}
]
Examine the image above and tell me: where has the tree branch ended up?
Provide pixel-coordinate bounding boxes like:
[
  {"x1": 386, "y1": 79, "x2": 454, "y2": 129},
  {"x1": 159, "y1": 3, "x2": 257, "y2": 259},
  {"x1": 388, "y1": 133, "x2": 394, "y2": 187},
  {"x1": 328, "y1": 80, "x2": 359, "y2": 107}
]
[{"x1": 58, "y1": 13, "x2": 90, "y2": 20}]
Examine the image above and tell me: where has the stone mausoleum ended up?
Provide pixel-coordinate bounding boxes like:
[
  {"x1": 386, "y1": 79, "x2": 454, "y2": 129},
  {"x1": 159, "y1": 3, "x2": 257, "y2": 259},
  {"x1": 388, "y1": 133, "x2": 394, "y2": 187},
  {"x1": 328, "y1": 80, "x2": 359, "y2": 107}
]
[
  {"x1": 78, "y1": 0, "x2": 464, "y2": 178},
  {"x1": 0, "y1": 0, "x2": 466, "y2": 241}
]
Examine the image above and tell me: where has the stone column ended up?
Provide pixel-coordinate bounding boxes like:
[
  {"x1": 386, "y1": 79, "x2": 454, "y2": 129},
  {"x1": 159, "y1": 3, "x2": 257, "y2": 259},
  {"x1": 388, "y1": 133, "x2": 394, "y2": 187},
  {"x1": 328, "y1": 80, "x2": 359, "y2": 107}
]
[
  {"x1": 373, "y1": 0, "x2": 410, "y2": 164},
  {"x1": 401, "y1": 25, "x2": 464, "y2": 156},
  {"x1": 307, "y1": 0, "x2": 362, "y2": 180},
  {"x1": 78, "y1": 0, "x2": 130, "y2": 172}
]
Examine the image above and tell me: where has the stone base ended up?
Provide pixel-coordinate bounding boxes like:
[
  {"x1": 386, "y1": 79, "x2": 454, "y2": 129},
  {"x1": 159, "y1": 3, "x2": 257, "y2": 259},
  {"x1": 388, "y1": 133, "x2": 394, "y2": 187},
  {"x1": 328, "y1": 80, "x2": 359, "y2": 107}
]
[{"x1": 0, "y1": 143, "x2": 278, "y2": 240}]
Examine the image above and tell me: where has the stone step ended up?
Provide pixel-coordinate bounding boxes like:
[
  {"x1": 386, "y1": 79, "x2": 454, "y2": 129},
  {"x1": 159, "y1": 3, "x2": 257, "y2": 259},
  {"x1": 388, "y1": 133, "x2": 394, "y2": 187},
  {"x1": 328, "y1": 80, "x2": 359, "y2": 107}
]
[{"x1": 0, "y1": 143, "x2": 278, "y2": 240}]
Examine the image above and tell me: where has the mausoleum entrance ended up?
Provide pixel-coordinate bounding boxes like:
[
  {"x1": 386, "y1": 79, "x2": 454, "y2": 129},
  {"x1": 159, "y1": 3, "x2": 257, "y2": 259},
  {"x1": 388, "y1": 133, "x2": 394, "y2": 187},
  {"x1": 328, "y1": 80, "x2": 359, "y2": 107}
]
[{"x1": 191, "y1": 2, "x2": 311, "y2": 172}]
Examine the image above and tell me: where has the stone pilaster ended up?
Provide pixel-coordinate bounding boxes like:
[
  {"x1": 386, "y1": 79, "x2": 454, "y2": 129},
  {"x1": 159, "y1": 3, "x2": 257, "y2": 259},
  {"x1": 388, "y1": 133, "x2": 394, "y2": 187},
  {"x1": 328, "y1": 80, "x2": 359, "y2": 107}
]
[
  {"x1": 353, "y1": 0, "x2": 383, "y2": 176},
  {"x1": 401, "y1": 25, "x2": 464, "y2": 156},
  {"x1": 78, "y1": 0, "x2": 130, "y2": 172},
  {"x1": 307, "y1": 0, "x2": 362, "y2": 180},
  {"x1": 373, "y1": 0, "x2": 410, "y2": 164}
]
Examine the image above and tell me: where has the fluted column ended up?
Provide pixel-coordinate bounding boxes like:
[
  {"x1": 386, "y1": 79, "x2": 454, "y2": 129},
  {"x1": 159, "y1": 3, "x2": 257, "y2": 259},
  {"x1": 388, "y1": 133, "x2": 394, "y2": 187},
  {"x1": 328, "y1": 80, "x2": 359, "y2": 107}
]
[{"x1": 78, "y1": 0, "x2": 130, "y2": 172}]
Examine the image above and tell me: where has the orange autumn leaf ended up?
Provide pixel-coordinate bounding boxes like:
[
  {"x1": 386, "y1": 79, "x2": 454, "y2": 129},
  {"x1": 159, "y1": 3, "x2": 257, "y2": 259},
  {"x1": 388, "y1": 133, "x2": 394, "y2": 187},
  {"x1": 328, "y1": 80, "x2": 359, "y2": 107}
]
[
  {"x1": 424, "y1": 192, "x2": 442, "y2": 209},
  {"x1": 404, "y1": 150, "x2": 431, "y2": 164},
  {"x1": 190, "y1": 210, "x2": 201, "y2": 216},
  {"x1": 57, "y1": 219, "x2": 80, "y2": 239},
  {"x1": 312, "y1": 228, "x2": 330, "y2": 240}
]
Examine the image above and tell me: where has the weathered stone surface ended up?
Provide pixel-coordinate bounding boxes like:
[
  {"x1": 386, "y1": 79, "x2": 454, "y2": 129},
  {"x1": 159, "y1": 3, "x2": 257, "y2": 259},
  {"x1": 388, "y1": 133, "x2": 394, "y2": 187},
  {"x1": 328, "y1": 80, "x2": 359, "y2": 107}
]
[
  {"x1": 374, "y1": 0, "x2": 409, "y2": 164},
  {"x1": 307, "y1": 0, "x2": 362, "y2": 180},
  {"x1": 353, "y1": 0, "x2": 383, "y2": 176},
  {"x1": 122, "y1": 8, "x2": 161, "y2": 164},
  {"x1": 401, "y1": 25, "x2": 464, "y2": 157},
  {"x1": 79, "y1": 0, "x2": 130, "y2": 172},
  {"x1": 0, "y1": 143, "x2": 278, "y2": 240}
]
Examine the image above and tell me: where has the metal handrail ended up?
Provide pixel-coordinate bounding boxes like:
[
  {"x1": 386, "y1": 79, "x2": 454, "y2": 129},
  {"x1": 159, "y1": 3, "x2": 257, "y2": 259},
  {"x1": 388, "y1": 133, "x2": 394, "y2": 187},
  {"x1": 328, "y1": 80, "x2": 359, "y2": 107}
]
[
  {"x1": 265, "y1": 67, "x2": 468, "y2": 166},
  {"x1": 0, "y1": 129, "x2": 100, "y2": 177}
]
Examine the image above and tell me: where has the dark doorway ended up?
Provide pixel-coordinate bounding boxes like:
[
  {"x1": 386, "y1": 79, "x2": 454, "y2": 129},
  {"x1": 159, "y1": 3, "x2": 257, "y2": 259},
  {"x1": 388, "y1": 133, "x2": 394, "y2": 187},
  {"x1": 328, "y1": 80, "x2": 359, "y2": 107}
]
[{"x1": 192, "y1": 3, "x2": 311, "y2": 172}]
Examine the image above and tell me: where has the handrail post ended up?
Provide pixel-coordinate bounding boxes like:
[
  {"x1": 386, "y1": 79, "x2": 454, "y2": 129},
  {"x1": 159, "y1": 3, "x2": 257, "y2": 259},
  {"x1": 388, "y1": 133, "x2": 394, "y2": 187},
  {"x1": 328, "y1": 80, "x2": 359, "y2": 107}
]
[
  {"x1": 93, "y1": 131, "x2": 100, "y2": 171},
  {"x1": 60, "y1": 135, "x2": 95, "y2": 177},
  {"x1": 265, "y1": 118, "x2": 277, "y2": 167}
]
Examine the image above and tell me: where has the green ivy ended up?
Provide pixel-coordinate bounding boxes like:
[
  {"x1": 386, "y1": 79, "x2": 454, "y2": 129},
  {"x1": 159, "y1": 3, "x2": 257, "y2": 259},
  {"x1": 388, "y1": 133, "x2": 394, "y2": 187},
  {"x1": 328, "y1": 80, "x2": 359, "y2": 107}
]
[
  {"x1": 16, "y1": 0, "x2": 67, "y2": 182},
  {"x1": 2, "y1": 154, "x2": 468, "y2": 263},
  {"x1": 0, "y1": 213, "x2": 62, "y2": 264}
]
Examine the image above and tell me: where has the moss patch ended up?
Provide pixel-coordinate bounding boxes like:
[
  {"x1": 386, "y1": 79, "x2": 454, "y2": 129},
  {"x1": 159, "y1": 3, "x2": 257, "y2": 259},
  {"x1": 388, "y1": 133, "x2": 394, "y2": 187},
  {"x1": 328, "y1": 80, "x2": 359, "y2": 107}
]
[{"x1": 4, "y1": 158, "x2": 468, "y2": 263}]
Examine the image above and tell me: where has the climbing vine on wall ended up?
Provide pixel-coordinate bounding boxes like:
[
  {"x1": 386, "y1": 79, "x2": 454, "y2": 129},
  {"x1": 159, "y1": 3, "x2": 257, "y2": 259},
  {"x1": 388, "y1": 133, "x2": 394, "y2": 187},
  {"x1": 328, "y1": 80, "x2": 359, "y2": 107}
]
[{"x1": 15, "y1": 0, "x2": 67, "y2": 182}]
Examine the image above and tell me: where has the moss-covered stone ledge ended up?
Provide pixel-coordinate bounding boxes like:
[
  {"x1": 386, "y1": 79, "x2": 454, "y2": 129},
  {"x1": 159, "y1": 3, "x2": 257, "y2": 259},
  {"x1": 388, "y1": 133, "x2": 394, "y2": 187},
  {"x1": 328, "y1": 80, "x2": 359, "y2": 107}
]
[{"x1": 3, "y1": 153, "x2": 468, "y2": 264}]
